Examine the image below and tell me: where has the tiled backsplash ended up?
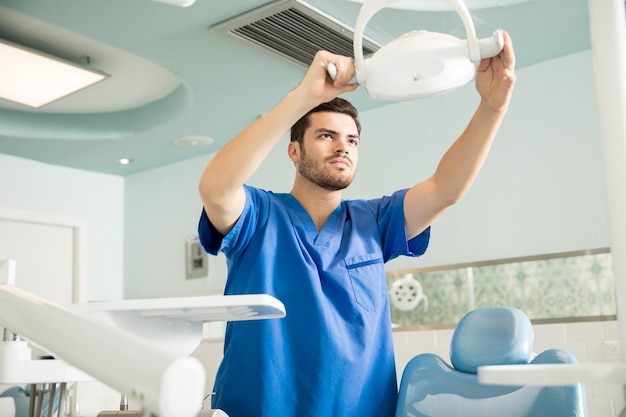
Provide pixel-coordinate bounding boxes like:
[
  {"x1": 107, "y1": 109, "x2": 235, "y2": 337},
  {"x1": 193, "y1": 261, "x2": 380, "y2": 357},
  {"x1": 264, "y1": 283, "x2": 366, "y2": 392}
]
[{"x1": 387, "y1": 249, "x2": 615, "y2": 327}]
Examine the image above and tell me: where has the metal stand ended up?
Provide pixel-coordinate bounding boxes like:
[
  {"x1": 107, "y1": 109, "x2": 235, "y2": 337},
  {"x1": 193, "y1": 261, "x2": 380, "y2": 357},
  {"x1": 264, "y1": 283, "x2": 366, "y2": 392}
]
[{"x1": 25, "y1": 383, "x2": 68, "y2": 417}]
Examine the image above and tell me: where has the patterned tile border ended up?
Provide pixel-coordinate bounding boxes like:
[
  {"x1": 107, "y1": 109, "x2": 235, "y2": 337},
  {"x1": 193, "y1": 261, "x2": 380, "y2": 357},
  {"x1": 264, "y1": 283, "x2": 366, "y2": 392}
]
[{"x1": 387, "y1": 248, "x2": 615, "y2": 328}]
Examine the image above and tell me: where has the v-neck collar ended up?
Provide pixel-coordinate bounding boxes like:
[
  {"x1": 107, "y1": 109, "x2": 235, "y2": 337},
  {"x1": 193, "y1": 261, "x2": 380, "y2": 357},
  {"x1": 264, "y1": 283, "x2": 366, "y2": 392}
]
[{"x1": 280, "y1": 193, "x2": 345, "y2": 247}]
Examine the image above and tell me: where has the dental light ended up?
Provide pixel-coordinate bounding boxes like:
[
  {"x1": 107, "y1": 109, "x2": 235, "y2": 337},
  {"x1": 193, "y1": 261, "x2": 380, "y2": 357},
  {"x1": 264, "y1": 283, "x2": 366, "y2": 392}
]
[
  {"x1": 346, "y1": 0, "x2": 530, "y2": 12},
  {"x1": 329, "y1": 0, "x2": 504, "y2": 100}
]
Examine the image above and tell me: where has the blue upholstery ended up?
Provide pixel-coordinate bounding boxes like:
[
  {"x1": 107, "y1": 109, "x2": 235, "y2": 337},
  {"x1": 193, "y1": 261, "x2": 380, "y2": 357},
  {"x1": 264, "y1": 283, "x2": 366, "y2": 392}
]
[
  {"x1": 395, "y1": 307, "x2": 587, "y2": 417},
  {"x1": 0, "y1": 387, "x2": 30, "y2": 417},
  {"x1": 450, "y1": 307, "x2": 534, "y2": 373},
  {"x1": 1, "y1": 385, "x2": 62, "y2": 417}
]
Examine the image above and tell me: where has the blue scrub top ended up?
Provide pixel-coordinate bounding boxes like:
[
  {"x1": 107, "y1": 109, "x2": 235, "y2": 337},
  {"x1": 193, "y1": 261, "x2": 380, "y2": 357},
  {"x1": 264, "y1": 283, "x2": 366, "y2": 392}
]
[{"x1": 198, "y1": 185, "x2": 430, "y2": 417}]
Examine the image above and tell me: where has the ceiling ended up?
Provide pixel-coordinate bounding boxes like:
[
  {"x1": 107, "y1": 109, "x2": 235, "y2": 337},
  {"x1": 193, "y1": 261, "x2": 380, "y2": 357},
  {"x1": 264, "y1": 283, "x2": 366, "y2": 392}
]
[{"x1": 0, "y1": 0, "x2": 591, "y2": 176}]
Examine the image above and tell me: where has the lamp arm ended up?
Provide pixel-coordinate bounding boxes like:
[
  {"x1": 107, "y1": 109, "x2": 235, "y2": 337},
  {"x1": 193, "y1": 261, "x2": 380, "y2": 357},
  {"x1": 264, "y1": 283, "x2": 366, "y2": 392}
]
[
  {"x1": 353, "y1": 0, "x2": 404, "y2": 83},
  {"x1": 444, "y1": 0, "x2": 481, "y2": 62}
]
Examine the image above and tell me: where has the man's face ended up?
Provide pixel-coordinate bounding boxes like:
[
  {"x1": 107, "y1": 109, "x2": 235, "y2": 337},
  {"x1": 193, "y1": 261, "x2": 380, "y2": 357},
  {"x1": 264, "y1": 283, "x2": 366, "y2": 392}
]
[{"x1": 294, "y1": 112, "x2": 360, "y2": 191}]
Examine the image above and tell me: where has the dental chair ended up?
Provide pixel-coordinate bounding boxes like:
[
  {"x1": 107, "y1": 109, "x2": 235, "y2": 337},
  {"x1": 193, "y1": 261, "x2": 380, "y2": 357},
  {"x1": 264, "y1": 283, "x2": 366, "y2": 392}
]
[{"x1": 395, "y1": 307, "x2": 587, "y2": 417}]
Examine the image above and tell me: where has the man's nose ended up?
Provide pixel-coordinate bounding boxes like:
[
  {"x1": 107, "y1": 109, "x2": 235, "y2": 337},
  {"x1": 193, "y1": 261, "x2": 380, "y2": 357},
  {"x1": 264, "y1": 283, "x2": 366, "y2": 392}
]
[{"x1": 335, "y1": 139, "x2": 349, "y2": 154}]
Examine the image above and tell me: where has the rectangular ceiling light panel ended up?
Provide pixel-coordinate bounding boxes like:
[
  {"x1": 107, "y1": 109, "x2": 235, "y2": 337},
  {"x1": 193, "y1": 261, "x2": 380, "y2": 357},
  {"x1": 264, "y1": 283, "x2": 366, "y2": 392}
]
[
  {"x1": 212, "y1": 0, "x2": 380, "y2": 68},
  {"x1": 0, "y1": 39, "x2": 107, "y2": 108}
]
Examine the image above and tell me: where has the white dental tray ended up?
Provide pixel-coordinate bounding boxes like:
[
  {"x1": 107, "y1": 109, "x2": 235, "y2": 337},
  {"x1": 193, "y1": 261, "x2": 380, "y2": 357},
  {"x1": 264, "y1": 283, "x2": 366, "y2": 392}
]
[
  {"x1": 73, "y1": 293, "x2": 286, "y2": 322},
  {"x1": 72, "y1": 294, "x2": 286, "y2": 356}
]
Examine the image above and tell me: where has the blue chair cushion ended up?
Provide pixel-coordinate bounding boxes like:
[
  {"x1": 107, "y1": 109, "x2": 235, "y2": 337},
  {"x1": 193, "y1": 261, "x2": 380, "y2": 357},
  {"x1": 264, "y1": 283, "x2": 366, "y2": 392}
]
[
  {"x1": 395, "y1": 349, "x2": 586, "y2": 417},
  {"x1": 395, "y1": 307, "x2": 587, "y2": 417},
  {"x1": 0, "y1": 387, "x2": 29, "y2": 417},
  {"x1": 450, "y1": 307, "x2": 534, "y2": 374},
  {"x1": 1, "y1": 385, "x2": 63, "y2": 417}
]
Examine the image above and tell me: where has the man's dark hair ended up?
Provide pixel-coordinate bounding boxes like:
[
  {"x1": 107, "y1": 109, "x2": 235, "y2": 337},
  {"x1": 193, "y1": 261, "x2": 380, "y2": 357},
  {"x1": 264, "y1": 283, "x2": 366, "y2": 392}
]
[{"x1": 290, "y1": 97, "x2": 361, "y2": 144}]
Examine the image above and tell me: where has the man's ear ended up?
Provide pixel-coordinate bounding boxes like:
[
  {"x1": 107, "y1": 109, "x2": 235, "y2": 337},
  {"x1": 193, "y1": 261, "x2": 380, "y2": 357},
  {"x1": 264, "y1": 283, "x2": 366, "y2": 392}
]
[{"x1": 288, "y1": 141, "x2": 300, "y2": 163}]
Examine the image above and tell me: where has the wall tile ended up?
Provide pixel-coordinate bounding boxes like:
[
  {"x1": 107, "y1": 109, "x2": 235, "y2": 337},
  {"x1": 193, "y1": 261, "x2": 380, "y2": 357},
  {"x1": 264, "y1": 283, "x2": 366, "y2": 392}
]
[
  {"x1": 587, "y1": 341, "x2": 608, "y2": 361},
  {"x1": 533, "y1": 323, "x2": 567, "y2": 342},
  {"x1": 434, "y1": 329, "x2": 454, "y2": 348},
  {"x1": 405, "y1": 329, "x2": 436, "y2": 348},
  {"x1": 605, "y1": 321, "x2": 620, "y2": 340},
  {"x1": 550, "y1": 341, "x2": 588, "y2": 360},
  {"x1": 588, "y1": 399, "x2": 616, "y2": 417},
  {"x1": 566, "y1": 321, "x2": 605, "y2": 341},
  {"x1": 392, "y1": 330, "x2": 408, "y2": 347}
]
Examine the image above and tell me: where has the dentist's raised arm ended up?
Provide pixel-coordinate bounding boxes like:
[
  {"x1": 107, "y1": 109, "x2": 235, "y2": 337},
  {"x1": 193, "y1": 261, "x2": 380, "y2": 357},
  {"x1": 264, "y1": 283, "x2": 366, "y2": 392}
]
[
  {"x1": 198, "y1": 51, "x2": 359, "y2": 236},
  {"x1": 403, "y1": 30, "x2": 516, "y2": 240}
]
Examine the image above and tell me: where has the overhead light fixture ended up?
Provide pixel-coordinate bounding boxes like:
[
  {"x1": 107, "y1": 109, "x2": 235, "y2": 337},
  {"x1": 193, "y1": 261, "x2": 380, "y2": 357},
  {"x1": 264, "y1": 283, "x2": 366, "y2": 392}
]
[
  {"x1": 151, "y1": 0, "x2": 196, "y2": 7},
  {"x1": 329, "y1": 0, "x2": 504, "y2": 101},
  {"x1": 174, "y1": 135, "x2": 215, "y2": 147},
  {"x1": 0, "y1": 39, "x2": 108, "y2": 108},
  {"x1": 116, "y1": 157, "x2": 134, "y2": 165},
  {"x1": 345, "y1": 0, "x2": 530, "y2": 11}
]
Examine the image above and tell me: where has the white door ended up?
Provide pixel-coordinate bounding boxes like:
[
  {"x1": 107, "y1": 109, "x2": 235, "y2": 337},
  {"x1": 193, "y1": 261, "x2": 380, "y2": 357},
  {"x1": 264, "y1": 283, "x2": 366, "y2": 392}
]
[
  {"x1": 0, "y1": 208, "x2": 88, "y2": 396},
  {"x1": 0, "y1": 218, "x2": 75, "y2": 305},
  {"x1": 0, "y1": 206, "x2": 88, "y2": 303}
]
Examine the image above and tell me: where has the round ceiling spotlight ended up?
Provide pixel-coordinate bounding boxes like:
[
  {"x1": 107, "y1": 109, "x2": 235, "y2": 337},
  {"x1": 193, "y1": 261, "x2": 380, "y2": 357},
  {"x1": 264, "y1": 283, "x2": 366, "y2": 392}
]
[
  {"x1": 174, "y1": 135, "x2": 215, "y2": 147},
  {"x1": 115, "y1": 157, "x2": 134, "y2": 165}
]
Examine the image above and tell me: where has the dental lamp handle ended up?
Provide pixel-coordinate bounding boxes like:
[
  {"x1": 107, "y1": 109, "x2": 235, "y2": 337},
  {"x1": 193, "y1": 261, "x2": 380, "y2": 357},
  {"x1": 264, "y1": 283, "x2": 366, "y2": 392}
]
[
  {"x1": 479, "y1": 30, "x2": 505, "y2": 59},
  {"x1": 326, "y1": 63, "x2": 357, "y2": 83}
]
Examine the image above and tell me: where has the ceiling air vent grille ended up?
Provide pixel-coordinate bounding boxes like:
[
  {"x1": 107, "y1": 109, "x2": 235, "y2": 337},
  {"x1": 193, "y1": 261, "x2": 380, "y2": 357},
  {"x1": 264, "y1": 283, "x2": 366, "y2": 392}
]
[{"x1": 211, "y1": 0, "x2": 380, "y2": 68}]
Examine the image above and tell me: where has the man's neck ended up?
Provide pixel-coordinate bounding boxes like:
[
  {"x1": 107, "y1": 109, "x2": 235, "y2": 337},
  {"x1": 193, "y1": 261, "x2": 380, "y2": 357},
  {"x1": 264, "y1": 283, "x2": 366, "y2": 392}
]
[{"x1": 290, "y1": 181, "x2": 343, "y2": 232}]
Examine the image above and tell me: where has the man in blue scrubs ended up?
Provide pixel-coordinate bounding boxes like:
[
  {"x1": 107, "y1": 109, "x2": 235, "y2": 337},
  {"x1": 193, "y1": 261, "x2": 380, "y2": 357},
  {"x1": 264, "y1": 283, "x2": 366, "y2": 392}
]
[{"x1": 198, "y1": 31, "x2": 515, "y2": 416}]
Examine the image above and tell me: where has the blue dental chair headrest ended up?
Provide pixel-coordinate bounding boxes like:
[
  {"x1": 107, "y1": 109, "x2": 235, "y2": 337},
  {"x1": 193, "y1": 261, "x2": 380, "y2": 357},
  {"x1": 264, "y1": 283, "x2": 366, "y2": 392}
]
[
  {"x1": 450, "y1": 307, "x2": 534, "y2": 373},
  {"x1": 395, "y1": 307, "x2": 587, "y2": 417}
]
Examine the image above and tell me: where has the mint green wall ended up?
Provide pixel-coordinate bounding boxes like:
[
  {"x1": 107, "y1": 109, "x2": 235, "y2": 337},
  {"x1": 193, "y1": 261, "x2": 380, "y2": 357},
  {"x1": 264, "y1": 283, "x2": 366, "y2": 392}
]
[
  {"x1": 124, "y1": 50, "x2": 610, "y2": 299},
  {"x1": 123, "y1": 156, "x2": 225, "y2": 298}
]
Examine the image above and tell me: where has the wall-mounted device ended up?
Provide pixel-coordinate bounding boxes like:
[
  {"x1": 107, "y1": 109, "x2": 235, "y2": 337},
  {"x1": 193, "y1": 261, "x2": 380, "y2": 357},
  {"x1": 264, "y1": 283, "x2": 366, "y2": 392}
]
[{"x1": 185, "y1": 236, "x2": 208, "y2": 279}]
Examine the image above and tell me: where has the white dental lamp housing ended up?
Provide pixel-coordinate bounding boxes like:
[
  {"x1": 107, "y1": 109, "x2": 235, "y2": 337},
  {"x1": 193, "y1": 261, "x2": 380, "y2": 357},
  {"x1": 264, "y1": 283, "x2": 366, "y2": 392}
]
[
  {"x1": 341, "y1": 0, "x2": 504, "y2": 100},
  {"x1": 364, "y1": 30, "x2": 477, "y2": 100}
]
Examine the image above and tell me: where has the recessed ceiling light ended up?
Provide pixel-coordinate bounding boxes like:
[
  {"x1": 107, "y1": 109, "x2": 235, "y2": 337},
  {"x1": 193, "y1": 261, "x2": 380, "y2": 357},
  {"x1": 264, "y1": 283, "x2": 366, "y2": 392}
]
[
  {"x1": 116, "y1": 157, "x2": 134, "y2": 165},
  {"x1": 174, "y1": 135, "x2": 215, "y2": 147},
  {"x1": 151, "y1": 0, "x2": 196, "y2": 6},
  {"x1": 0, "y1": 39, "x2": 108, "y2": 108}
]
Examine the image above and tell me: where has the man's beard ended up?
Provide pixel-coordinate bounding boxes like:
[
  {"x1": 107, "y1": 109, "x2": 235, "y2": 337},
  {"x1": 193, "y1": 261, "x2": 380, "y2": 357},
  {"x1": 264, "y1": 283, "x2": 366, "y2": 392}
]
[{"x1": 298, "y1": 148, "x2": 355, "y2": 191}]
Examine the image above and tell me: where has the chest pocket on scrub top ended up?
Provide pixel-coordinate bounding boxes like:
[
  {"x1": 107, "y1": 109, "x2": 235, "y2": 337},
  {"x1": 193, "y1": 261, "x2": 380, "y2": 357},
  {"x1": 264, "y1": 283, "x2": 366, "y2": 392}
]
[{"x1": 345, "y1": 253, "x2": 385, "y2": 311}]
